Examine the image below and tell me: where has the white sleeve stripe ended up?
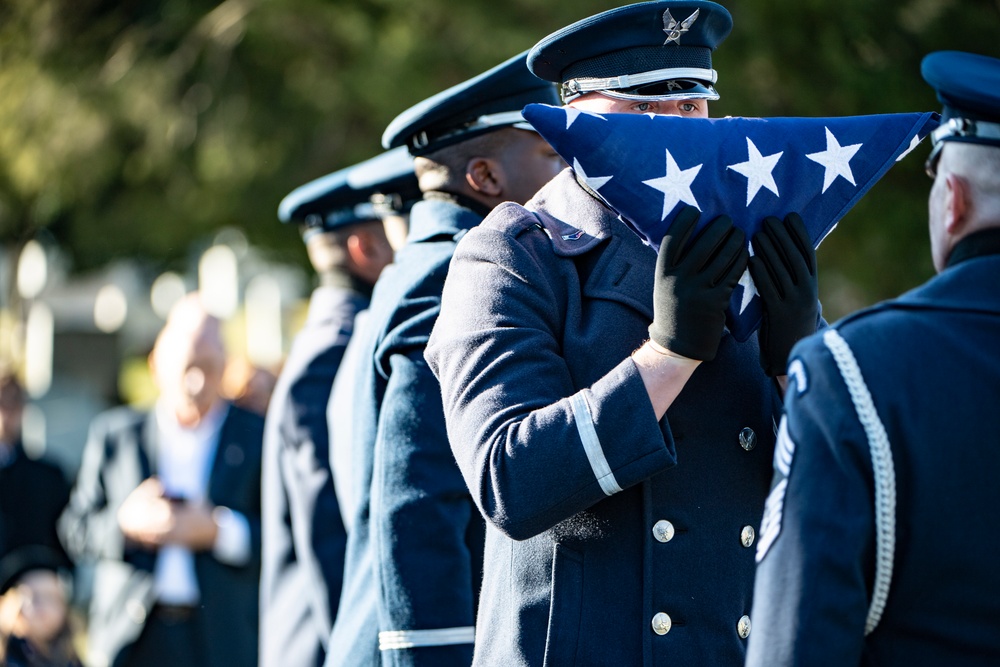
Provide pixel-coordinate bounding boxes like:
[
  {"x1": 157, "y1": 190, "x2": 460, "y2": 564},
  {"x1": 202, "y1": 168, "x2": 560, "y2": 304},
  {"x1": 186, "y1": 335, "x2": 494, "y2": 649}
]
[
  {"x1": 378, "y1": 626, "x2": 475, "y2": 650},
  {"x1": 570, "y1": 392, "x2": 623, "y2": 496},
  {"x1": 823, "y1": 329, "x2": 896, "y2": 636}
]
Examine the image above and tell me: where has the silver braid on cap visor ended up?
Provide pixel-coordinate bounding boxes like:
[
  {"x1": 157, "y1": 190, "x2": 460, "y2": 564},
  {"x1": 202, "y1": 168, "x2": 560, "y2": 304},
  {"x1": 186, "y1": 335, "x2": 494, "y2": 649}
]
[
  {"x1": 561, "y1": 66, "x2": 718, "y2": 102},
  {"x1": 925, "y1": 117, "x2": 1000, "y2": 177}
]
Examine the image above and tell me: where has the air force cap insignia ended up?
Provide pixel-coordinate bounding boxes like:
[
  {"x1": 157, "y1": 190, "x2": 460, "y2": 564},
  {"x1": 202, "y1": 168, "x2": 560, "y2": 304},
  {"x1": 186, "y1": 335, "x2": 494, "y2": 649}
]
[{"x1": 662, "y1": 8, "x2": 699, "y2": 45}]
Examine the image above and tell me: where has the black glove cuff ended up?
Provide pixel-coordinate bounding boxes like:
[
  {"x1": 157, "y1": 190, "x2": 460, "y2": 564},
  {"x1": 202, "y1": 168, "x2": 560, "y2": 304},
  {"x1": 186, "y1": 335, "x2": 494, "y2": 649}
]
[{"x1": 648, "y1": 322, "x2": 720, "y2": 362}]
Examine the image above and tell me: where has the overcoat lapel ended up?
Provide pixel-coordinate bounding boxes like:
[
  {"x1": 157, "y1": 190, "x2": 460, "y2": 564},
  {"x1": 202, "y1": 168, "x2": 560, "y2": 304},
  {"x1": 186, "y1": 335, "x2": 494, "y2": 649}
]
[
  {"x1": 139, "y1": 412, "x2": 159, "y2": 480},
  {"x1": 207, "y1": 405, "x2": 240, "y2": 504}
]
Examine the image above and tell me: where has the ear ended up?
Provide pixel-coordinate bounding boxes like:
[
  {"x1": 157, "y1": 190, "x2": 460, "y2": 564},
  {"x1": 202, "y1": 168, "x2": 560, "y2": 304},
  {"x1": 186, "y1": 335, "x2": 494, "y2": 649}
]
[
  {"x1": 346, "y1": 229, "x2": 391, "y2": 272},
  {"x1": 346, "y1": 231, "x2": 374, "y2": 267},
  {"x1": 944, "y1": 173, "x2": 970, "y2": 235},
  {"x1": 465, "y1": 157, "x2": 504, "y2": 198}
]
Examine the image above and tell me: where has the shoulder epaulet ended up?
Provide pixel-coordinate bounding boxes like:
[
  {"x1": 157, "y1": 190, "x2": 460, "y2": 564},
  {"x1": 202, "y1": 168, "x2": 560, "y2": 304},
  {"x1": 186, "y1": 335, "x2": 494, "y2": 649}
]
[{"x1": 479, "y1": 201, "x2": 545, "y2": 238}]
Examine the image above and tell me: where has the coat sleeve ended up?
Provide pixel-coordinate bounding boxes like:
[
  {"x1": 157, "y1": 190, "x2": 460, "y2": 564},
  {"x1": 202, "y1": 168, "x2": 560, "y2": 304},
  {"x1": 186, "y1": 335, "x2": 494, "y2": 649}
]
[
  {"x1": 746, "y1": 337, "x2": 876, "y2": 667},
  {"x1": 366, "y1": 255, "x2": 481, "y2": 667},
  {"x1": 280, "y1": 364, "x2": 348, "y2": 638},
  {"x1": 58, "y1": 414, "x2": 128, "y2": 562},
  {"x1": 425, "y1": 218, "x2": 676, "y2": 542},
  {"x1": 371, "y1": 346, "x2": 479, "y2": 666}
]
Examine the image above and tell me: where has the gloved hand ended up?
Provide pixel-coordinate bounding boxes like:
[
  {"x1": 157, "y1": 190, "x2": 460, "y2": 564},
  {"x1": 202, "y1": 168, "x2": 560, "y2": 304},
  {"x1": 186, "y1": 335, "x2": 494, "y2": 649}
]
[
  {"x1": 649, "y1": 205, "x2": 749, "y2": 361},
  {"x1": 748, "y1": 213, "x2": 820, "y2": 376}
]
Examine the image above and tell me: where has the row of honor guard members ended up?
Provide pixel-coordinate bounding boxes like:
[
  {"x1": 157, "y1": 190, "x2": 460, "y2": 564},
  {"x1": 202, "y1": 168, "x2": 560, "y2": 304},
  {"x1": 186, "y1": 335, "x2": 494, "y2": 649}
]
[
  {"x1": 263, "y1": 1, "x2": 823, "y2": 666},
  {"x1": 270, "y1": 2, "x2": 1000, "y2": 666},
  {"x1": 259, "y1": 149, "x2": 420, "y2": 667},
  {"x1": 325, "y1": 51, "x2": 565, "y2": 667}
]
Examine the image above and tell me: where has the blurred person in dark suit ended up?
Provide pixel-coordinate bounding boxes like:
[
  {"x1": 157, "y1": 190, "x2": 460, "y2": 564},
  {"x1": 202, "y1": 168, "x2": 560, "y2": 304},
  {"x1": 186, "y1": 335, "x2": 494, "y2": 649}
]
[
  {"x1": 59, "y1": 294, "x2": 263, "y2": 667},
  {"x1": 0, "y1": 371, "x2": 71, "y2": 570}
]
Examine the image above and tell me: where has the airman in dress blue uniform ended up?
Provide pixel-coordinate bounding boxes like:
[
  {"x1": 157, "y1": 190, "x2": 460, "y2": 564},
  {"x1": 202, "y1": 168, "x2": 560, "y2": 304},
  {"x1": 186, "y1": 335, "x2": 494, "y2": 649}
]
[
  {"x1": 325, "y1": 52, "x2": 562, "y2": 667},
  {"x1": 425, "y1": 2, "x2": 821, "y2": 665},
  {"x1": 260, "y1": 150, "x2": 418, "y2": 667},
  {"x1": 747, "y1": 51, "x2": 1000, "y2": 667}
]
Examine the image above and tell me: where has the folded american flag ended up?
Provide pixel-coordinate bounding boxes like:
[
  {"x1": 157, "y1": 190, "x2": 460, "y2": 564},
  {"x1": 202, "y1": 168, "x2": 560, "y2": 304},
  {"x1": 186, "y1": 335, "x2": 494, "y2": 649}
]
[{"x1": 522, "y1": 103, "x2": 939, "y2": 342}]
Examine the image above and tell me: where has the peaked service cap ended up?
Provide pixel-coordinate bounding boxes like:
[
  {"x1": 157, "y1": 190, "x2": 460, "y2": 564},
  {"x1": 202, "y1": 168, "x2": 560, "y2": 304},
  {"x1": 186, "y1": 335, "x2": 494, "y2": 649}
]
[
  {"x1": 922, "y1": 50, "x2": 1000, "y2": 168},
  {"x1": 382, "y1": 50, "x2": 560, "y2": 156},
  {"x1": 278, "y1": 147, "x2": 419, "y2": 234},
  {"x1": 528, "y1": 0, "x2": 732, "y2": 103}
]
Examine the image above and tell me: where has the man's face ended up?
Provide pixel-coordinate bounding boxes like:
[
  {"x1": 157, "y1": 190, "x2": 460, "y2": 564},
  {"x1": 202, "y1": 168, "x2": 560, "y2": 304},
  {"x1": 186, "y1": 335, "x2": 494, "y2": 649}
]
[
  {"x1": 153, "y1": 330, "x2": 226, "y2": 426},
  {"x1": 497, "y1": 129, "x2": 567, "y2": 205},
  {"x1": 7, "y1": 570, "x2": 67, "y2": 644},
  {"x1": 568, "y1": 92, "x2": 709, "y2": 118}
]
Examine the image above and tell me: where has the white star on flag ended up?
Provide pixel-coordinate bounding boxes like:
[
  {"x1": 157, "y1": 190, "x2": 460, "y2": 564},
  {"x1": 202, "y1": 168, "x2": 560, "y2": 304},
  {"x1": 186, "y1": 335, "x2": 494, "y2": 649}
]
[
  {"x1": 564, "y1": 107, "x2": 606, "y2": 130},
  {"x1": 737, "y1": 243, "x2": 758, "y2": 314},
  {"x1": 806, "y1": 127, "x2": 863, "y2": 193},
  {"x1": 642, "y1": 149, "x2": 702, "y2": 220},
  {"x1": 727, "y1": 137, "x2": 783, "y2": 207},
  {"x1": 573, "y1": 158, "x2": 613, "y2": 191}
]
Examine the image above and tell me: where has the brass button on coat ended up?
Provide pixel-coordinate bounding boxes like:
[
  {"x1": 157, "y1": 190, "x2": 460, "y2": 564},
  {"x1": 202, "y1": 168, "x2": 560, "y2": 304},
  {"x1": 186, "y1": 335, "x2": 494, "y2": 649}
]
[
  {"x1": 738, "y1": 614, "x2": 752, "y2": 639},
  {"x1": 651, "y1": 612, "x2": 672, "y2": 635},
  {"x1": 653, "y1": 520, "x2": 675, "y2": 543},
  {"x1": 739, "y1": 427, "x2": 757, "y2": 451},
  {"x1": 741, "y1": 525, "x2": 756, "y2": 547}
]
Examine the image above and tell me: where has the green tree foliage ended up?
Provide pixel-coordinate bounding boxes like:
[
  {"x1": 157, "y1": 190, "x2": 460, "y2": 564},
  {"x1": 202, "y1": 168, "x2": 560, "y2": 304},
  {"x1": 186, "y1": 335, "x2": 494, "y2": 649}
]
[{"x1": 0, "y1": 0, "x2": 997, "y2": 318}]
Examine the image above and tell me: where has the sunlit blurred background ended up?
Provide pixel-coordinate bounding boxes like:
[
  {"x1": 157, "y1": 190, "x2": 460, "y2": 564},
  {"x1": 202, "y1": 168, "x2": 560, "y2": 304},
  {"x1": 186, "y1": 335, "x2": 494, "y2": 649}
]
[{"x1": 0, "y1": 0, "x2": 997, "y2": 476}]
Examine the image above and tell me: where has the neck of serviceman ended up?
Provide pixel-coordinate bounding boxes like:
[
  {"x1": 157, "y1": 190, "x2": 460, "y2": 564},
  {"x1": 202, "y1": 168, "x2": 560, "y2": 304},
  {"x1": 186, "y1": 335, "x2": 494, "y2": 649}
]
[
  {"x1": 946, "y1": 226, "x2": 1000, "y2": 268},
  {"x1": 421, "y1": 190, "x2": 494, "y2": 217},
  {"x1": 318, "y1": 267, "x2": 375, "y2": 299}
]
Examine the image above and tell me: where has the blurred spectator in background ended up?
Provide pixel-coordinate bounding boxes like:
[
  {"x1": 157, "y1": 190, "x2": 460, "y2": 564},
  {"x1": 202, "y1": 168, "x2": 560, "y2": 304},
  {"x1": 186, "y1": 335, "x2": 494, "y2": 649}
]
[
  {"x1": 0, "y1": 371, "x2": 71, "y2": 570},
  {"x1": 0, "y1": 546, "x2": 82, "y2": 667},
  {"x1": 259, "y1": 146, "x2": 418, "y2": 667},
  {"x1": 59, "y1": 294, "x2": 263, "y2": 667}
]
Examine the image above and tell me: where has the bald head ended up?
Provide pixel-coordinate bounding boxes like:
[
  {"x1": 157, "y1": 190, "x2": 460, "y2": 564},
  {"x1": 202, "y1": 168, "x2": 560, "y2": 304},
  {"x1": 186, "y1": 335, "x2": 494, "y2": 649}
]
[
  {"x1": 938, "y1": 143, "x2": 1000, "y2": 202},
  {"x1": 928, "y1": 143, "x2": 1000, "y2": 272},
  {"x1": 150, "y1": 294, "x2": 227, "y2": 427}
]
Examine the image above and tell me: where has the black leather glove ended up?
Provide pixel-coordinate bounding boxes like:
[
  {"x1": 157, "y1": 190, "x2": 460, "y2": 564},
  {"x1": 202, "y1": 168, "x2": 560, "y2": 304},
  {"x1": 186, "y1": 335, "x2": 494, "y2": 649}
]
[
  {"x1": 748, "y1": 213, "x2": 820, "y2": 376},
  {"x1": 649, "y1": 205, "x2": 749, "y2": 361}
]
